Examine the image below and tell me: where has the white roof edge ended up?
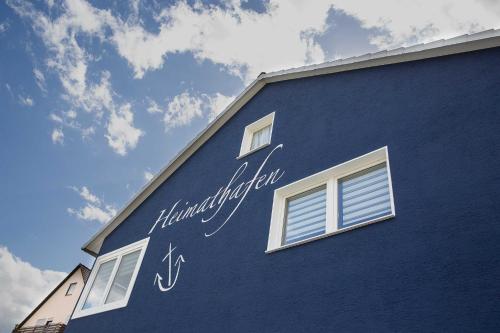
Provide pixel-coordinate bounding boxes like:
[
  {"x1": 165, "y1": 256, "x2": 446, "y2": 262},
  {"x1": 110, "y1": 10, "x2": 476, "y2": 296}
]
[
  {"x1": 261, "y1": 29, "x2": 500, "y2": 82},
  {"x1": 82, "y1": 29, "x2": 500, "y2": 256}
]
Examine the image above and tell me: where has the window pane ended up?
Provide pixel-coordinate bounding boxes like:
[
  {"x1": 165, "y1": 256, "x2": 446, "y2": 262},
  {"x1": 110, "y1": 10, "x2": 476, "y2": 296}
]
[
  {"x1": 339, "y1": 163, "x2": 392, "y2": 228},
  {"x1": 250, "y1": 125, "x2": 271, "y2": 150},
  {"x1": 82, "y1": 259, "x2": 116, "y2": 310},
  {"x1": 105, "y1": 250, "x2": 141, "y2": 304},
  {"x1": 66, "y1": 282, "x2": 77, "y2": 295},
  {"x1": 283, "y1": 186, "x2": 326, "y2": 245}
]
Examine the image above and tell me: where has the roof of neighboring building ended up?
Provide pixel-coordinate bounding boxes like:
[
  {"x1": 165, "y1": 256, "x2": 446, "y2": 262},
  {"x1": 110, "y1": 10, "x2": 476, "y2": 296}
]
[
  {"x1": 16, "y1": 264, "x2": 91, "y2": 329},
  {"x1": 82, "y1": 29, "x2": 500, "y2": 256}
]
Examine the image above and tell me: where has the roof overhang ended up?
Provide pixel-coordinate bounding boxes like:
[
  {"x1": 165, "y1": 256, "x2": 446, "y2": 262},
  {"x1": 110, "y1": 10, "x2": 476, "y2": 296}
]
[{"x1": 83, "y1": 29, "x2": 500, "y2": 256}]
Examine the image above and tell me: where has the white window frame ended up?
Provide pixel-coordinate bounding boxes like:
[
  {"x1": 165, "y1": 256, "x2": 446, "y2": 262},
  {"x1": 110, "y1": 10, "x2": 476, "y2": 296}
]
[
  {"x1": 238, "y1": 112, "x2": 275, "y2": 159},
  {"x1": 72, "y1": 237, "x2": 149, "y2": 318},
  {"x1": 65, "y1": 282, "x2": 77, "y2": 296},
  {"x1": 266, "y1": 147, "x2": 395, "y2": 253}
]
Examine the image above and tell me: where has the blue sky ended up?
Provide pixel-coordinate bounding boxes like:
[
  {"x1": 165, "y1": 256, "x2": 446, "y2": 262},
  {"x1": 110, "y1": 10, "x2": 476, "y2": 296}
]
[{"x1": 0, "y1": 0, "x2": 498, "y2": 331}]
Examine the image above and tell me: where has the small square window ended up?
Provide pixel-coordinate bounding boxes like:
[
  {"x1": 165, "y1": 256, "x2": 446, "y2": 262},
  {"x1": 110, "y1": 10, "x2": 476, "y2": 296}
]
[
  {"x1": 239, "y1": 112, "x2": 275, "y2": 158},
  {"x1": 73, "y1": 238, "x2": 149, "y2": 318},
  {"x1": 267, "y1": 147, "x2": 395, "y2": 252},
  {"x1": 65, "y1": 282, "x2": 77, "y2": 296}
]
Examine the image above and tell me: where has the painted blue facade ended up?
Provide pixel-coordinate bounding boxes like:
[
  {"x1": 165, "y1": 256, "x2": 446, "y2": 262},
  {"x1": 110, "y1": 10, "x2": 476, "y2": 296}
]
[{"x1": 67, "y1": 47, "x2": 500, "y2": 332}]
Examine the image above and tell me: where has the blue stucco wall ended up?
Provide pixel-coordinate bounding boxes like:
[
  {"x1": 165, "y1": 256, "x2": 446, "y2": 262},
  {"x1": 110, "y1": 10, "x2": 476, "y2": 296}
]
[{"x1": 66, "y1": 47, "x2": 500, "y2": 333}]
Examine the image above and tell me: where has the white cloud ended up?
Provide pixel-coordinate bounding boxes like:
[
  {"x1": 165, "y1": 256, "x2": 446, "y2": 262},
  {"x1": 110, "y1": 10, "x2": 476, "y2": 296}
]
[
  {"x1": 9, "y1": 0, "x2": 500, "y2": 84},
  {"x1": 330, "y1": 0, "x2": 500, "y2": 49},
  {"x1": 164, "y1": 92, "x2": 204, "y2": 131},
  {"x1": 207, "y1": 93, "x2": 234, "y2": 121},
  {"x1": 148, "y1": 91, "x2": 234, "y2": 131},
  {"x1": 49, "y1": 113, "x2": 63, "y2": 123},
  {"x1": 33, "y1": 68, "x2": 47, "y2": 93},
  {"x1": 7, "y1": 0, "x2": 110, "y2": 108},
  {"x1": 65, "y1": 110, "x2": 77, "y2": 119},
  {"x1": 49, "y1": 110, "x2": 98, "y2": 143},
  {"x1": 0, "y1": 246, "x2": 66, "y2": 333},
  {"x1": 109, "y1": 1, "x2": 331, "y2": 81},
  {"x1": 5, "y1": 83, "x2": 13, "y2": 97},
  {"x1": 129, "y1": 0, "x2": 140, "y2": 19},
  {"x1": 70, "y1": 186, "x2": 100, "y2": 204},
  {"x1": 45, "y1": 0, "x2": 55, "y2": 9},
  {"x1": 51, "y1": 128, "x2": 64, "y2": 144},
  {"x1": 81, "y1": 126, "x2": 95, "y2": 139},
  {"x1": 82, "y1": 70, "x2": 113, "y2": 118},
  {"x1": 19, "y1": 95, "x2": 34, "y2": 107},
  {"x1": 117, "y1": 1, "x2": 498, "y2": 80},
  {"x1": 9, "y1": 0, "x2": 330, "y2": 82},
  {"x1": 105, "y1": 103, "x2": 144, "y2": 156},
  {"x1": 67, "y1": 204, "x2": 116, "y2": 224},
  {"x1": 8, "y1": 1, "x2": 143, "y2": 155},
  {"x1": 146, "y1": 99, "x2": 162, "y2": 114},
  {"x1": 0, "y1": 20, "x2": 10, "y2": 34},
  {"x1": 68, "y1": 186, "x2": 117, "y2": 224},
  {"x1": 45, "y1": 69, "x2": 143, "y2": 154},
  {"x1": 144, "y1": 170, "x2": 154, "y2": 182}
]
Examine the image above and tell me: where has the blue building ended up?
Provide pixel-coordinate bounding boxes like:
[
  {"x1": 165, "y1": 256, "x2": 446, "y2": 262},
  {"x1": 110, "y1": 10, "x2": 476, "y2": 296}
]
[{"x1": 66, "y1": 30, "x2": 500, "y2": 332}]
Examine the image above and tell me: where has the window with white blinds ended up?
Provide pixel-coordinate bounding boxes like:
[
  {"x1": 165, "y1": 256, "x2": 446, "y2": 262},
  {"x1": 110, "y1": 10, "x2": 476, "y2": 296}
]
[
  {"x1": 73, "y1": 238, "x2": 149, "y2": 318},
  {"x1": 283, "y1": 186, "x2": 326, "y2": 245},
  {"x1": 267, "y1": 147, "x2": 394, "y2": 252},
  {"x1": 339, "y1": 163, "x2": 392, "y2": 228},
  {"x1": 239, "y1": 112, "x2": 275, "y2": 157},
  {"x1": 250, "y1": 125, "x2": 271, "y2": 150}
]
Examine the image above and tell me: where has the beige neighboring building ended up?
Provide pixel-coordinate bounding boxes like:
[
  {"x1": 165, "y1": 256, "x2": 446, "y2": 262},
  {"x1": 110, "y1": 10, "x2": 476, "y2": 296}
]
[{"x1": 13, "y1": 264, "x2": 90, "y2": 333}]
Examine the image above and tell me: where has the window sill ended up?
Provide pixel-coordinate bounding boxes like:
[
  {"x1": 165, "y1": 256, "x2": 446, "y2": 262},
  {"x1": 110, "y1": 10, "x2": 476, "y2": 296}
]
[
  {"x1": 265, "y1": 214, "x2": 395, "y2": 254},
  {"x1": 236, "y1": 143, "x2": 271, "y2": 160},
  {"x1": 72, "y1": 299, "x2": 128, "y2": 319}
]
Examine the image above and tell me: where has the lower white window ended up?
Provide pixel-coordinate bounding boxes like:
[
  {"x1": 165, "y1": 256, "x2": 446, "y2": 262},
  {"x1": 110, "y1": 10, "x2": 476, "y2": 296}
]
[
  {"x1": 73, "y1": 238, "x2": 149, "y2": 318},
  {"x1": 267, "y1": 147, "x2": 395, "y2": 252}
]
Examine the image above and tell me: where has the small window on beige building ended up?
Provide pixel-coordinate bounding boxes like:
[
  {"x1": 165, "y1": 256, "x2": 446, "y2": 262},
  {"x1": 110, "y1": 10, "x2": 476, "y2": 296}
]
[{"x1": 66, "y1": 282, "x2": 77, "y2": 296}]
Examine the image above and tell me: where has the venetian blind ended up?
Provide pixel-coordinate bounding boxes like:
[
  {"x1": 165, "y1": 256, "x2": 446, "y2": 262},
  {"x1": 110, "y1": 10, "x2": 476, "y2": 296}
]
[
  {"x1": 284, "y1": 186, "x2": 327, "y2": 245},
  {"x1": 339, "y1": 163, "x2": 391, "y2": 228}
]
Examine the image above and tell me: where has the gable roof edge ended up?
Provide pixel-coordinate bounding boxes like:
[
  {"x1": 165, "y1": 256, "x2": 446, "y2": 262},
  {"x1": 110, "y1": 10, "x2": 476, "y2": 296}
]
[
  {"x1": 82, "y1": 78, "x2": 266, "y2": 256},
  {"x1": 82, "y1": 29, "x2": 500, "y2": 257}
]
